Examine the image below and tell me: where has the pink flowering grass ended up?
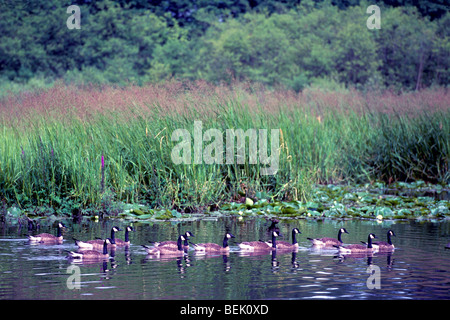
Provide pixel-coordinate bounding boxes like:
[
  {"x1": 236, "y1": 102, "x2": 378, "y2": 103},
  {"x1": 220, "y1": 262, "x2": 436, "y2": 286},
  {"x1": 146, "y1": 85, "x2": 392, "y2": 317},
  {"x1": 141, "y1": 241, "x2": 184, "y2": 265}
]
[{"x1": 2, "y1": 81, "x2": 448, "y2": 125}]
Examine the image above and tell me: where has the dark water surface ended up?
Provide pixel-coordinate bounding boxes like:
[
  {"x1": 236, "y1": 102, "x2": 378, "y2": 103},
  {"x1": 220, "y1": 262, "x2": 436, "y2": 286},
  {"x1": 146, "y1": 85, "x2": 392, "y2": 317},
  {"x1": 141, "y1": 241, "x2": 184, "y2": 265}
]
[{"x1": 0, "y1": 216, "x2": 449, "y2": 300}]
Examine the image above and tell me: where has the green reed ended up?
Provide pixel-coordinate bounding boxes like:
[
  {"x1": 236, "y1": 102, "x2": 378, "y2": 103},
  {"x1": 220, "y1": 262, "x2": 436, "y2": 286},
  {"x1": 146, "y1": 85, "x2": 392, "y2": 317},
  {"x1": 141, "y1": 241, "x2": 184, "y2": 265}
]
[{"x1": 0, "y1": 84, "x2": 448, "y2": 214}]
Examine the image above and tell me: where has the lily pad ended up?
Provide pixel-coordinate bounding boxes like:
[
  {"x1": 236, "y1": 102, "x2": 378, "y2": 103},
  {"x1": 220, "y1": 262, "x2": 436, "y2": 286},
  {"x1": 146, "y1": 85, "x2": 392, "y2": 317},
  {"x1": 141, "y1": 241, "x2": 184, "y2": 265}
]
[
  {"x1": 130, "y1": 208, "x2": 147, "y2": 215},
  {"x1": 281, "y1": 206, "x2": 297, "y2": 215}
]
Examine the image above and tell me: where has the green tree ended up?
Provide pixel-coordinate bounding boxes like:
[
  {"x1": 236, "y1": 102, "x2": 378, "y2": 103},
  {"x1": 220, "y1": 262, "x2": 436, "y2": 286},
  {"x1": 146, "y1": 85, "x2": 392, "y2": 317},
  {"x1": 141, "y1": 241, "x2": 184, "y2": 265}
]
[
  {"x1": 375, "y1": 6, "x2": 438, "y2": 89},
  {"x1": 202, "y1": 18, "x2": 253, "y2": 83},
  {"x1": 286, "y1": 3, "x2": 340, "y2": 83},
  {"x1": 0, "y1": 1, "x2": 84, "y2": 81},
  {"x1": 429, "y1": 12, "x2": 450, "y2": 86},
  {"x1": 333, "y1": 6, "x2": 381, "y2": 87}
]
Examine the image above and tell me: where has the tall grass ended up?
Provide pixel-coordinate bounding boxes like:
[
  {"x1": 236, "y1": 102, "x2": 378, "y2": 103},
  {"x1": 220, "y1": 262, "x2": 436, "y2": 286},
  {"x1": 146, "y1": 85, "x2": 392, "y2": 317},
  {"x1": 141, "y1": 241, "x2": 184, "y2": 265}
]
[{"x1": 0, "y1": 81, "x2": 449, "y2": 214}]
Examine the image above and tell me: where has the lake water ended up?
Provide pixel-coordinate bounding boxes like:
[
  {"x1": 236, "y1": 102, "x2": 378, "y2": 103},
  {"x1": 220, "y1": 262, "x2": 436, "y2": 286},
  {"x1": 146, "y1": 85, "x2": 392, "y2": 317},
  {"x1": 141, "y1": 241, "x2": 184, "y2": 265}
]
[{"x1": 0, "y1": 216, "x2": 449, "y2": 300}]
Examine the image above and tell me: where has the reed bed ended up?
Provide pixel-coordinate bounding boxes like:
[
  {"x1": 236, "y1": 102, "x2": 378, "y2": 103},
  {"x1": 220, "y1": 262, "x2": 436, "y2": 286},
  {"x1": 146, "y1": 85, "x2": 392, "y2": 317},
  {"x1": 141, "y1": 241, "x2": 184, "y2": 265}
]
[{"x1": 0, "y1": 81, "x2": 449, "y2": 214}]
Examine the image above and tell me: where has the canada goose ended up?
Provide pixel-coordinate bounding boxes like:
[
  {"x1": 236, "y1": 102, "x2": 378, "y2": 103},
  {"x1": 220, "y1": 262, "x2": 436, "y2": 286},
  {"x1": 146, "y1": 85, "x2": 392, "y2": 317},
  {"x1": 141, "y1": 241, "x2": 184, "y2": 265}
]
[
  {"x1": 152, "y1": 231, "x2": 194, "y2": 249},
  {"x1": 335, "y1": 233, "x2": 378, "y2": 254},
  {"x1": 142, "y1": 234, "x2": 187, "y2": 257},
  {"x1": 74, "y1": 236, "x2": 116, "y2": 250},
  {"x1": 192, "y1": 232, "x2": 235, "y2": 253},
  {"x1": 114, "y1": 226, "x2": 134, "y2": 246},
  {"x1": 238, "y1": 231, "x2": 280, "y2": 251},
  {"x1": 67, "y1": 238, "x2": 111, "y2": 260},
  {"x1": 307, "y1": 228, "x2": 349, "y2": 247},
  {"x1": 74, "y1": 226, "x2": 121, "y2": 250},
  {"x1": 361, "y1": 230, "x2": 396, "y2": 251},
  {"x1": 27, "y1": 222, "x2": 66, "y2": 243},
  {"x1": 266, "y1": 228, "x2": 301, "y2": 250}
]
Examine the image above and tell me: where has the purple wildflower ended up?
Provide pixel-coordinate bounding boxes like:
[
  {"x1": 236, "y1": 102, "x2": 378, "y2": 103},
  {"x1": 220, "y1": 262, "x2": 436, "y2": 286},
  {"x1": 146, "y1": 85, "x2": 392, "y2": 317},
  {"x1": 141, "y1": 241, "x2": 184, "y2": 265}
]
[
  {"x1": 20, "y1": 146, "x2": 25, "y2": 162},
  {"x1": 100, "y1": 154, "x2": 105, "y2": 193}
]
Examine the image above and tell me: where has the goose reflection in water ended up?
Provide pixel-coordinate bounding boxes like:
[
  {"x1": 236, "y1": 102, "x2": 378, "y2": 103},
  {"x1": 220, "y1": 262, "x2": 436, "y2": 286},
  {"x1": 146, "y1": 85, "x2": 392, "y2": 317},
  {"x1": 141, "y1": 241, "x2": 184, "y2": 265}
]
[
  {"x1": 176, "y1": 255, "x2": 191, "y2": 277},
  {"x1": 270, "y1": 249, "x2": 301, "y2": 274},
  {"x1": 335, "y1": 250, "x2": 395, "y2": 269}
]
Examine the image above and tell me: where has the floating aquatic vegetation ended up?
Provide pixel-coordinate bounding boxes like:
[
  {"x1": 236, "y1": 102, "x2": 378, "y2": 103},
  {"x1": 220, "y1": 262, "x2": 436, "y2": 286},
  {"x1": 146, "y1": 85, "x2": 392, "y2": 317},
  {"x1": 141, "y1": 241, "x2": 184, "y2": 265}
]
[
  {"x1": 118, "y1": 207, "x2": 185, "y2": 221},
  {"x1": 218, "y1": 181, "x2": 450, "y2": 221},
  {"x1": 7, "y1": 181, "x2": 449, "y2": 223},
  {"x1": 116, "y1": 181, "x2": 450, "y2": 221}
]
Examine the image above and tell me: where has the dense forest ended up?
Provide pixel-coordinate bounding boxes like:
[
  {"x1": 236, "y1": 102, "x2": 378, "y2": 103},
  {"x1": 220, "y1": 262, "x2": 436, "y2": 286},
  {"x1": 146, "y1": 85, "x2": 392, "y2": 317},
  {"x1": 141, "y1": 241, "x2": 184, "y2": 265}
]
[{"x1": 0, "y1": 0, "x2": 448, "y2": 93}]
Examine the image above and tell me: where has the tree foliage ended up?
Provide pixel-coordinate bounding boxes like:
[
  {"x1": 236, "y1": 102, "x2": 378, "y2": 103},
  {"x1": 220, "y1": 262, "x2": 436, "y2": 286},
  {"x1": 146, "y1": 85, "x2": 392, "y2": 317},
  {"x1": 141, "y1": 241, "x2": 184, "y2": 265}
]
[{"x1": 0, "y1": 0, "x2": 448, "y2": 91}]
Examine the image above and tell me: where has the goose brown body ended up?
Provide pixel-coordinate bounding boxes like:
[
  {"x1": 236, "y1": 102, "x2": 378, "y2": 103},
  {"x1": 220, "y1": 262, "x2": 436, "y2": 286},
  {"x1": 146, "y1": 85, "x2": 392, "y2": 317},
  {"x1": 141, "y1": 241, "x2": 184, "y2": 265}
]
[
  {"x1": 192, "y1": 233, "x2": 235, "y2": 253},
  {"x1": 239, "y1": 231, "x2": 280, "y2": 251},
  {"x1": 143, "y1": 234, "x2": 187, "y2": 257},
  {"x1": 336, "y1": 233, "x2": 378, "y2": 254},
  {"x1": 67, "y1": 239, "x2": 111, "y2": 260},
  {"x1": 372, "y1": 230, "x2": 396, "y2": 251},
  {"x1": 307, "y1": 228, "x2": 349, "y2": 247},
  {"x1": 75, "y1": 226, "x2": 121, "y2": 250},
  {"x1": 273, "y1": 228, "x2": 301, "y2": 250},
  {"x1": 27, "y1": 223, "x2": 66, "y2": 243},
  {"x1": 153, "y1": 231, "x2": 194, "y2": 249},
  {"x1": 114, "y1": 226, "x2": 134, "y2": 246}
]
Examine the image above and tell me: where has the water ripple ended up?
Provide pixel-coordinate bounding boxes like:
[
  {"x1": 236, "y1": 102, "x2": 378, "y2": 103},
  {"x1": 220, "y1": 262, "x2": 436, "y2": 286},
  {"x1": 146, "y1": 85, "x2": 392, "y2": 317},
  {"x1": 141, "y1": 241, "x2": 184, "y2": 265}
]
[{"x1": 0, "y1": 218, "x2": 449, "y2": 299}]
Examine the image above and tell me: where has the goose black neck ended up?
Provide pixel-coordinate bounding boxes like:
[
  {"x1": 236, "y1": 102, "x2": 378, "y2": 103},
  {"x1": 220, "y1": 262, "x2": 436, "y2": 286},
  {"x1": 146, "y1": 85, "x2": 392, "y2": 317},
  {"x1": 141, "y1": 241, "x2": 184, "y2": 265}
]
[
  {"x1": 387, "y1": 233, "x2": 393, "y2": 245},
  {"x1": 337, "y1": 230, "x2": 343, "y2": 243},
  {"x1": 103, "y1": 241, "x2": 108, "y2": 255},
  {"x1": 367, "y1": 235, "x2": 373, "y2": 249},
  {"x1": 291, "y1": 230, "x2": 298, "y2": 245},
  {"x1": 125, "y1": 229, "x2": 129, "y2": 242},
  {"x1": 177, "y1": 236, "x2": 184, "y2": 251},
  {"x1": 223, "y1": 236, "x2": 229, "y2": 248},
  {"x1": 271, "y1": 233, "x2": 277, "y2": 248},
  {"x1": 110, "y1": 229, "x2": 116, "y2": 241},
  {"x1": 57, "y1": 226, "x2": 62, "y2": 237}
]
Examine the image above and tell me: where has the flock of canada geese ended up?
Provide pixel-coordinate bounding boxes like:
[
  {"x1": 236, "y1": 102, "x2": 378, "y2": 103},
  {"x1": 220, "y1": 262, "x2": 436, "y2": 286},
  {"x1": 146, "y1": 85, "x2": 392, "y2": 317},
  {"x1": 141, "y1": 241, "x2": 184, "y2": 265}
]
[{"x1": 25, "y1": 221, "x2": 400, "y2": 262}]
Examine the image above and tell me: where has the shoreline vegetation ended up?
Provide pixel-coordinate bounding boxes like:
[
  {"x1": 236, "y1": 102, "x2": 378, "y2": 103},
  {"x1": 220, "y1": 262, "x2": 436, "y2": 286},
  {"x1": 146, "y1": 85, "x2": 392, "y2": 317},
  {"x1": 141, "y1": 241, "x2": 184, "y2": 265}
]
[
  {"x1": 0, "y1": 82, "x2": 449, "y2": 222},
  {"x1": 1, "y1": 0, "x2": 449, "y2": 222}
]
